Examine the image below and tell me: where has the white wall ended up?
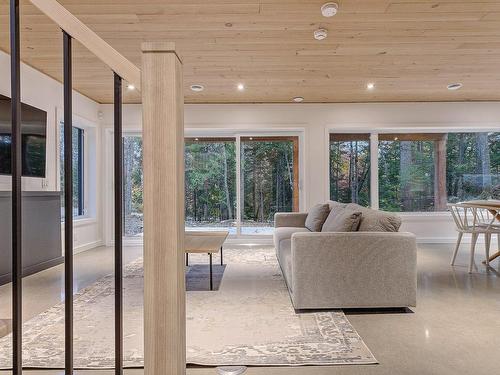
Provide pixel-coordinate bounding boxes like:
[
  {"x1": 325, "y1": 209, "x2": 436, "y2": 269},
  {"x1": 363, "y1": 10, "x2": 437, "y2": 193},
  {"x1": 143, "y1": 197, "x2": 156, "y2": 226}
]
[
  {"x1": 0, "y1": 50, "x2": 103, "y2": 253},
  {"x1": 100, "y1": 102, "x2": 500, "y2": 243}
]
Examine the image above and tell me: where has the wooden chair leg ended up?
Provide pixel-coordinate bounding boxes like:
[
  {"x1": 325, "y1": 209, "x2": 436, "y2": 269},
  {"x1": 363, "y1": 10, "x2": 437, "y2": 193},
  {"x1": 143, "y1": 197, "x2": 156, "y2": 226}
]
[
  {"x1": 469, "y1": 232, "x2": 479, "y2": 274},
  {"x1": 451, "y1": 232, "x2": 463, "y2": 266},
  {"x1": 485, "y1": 233, "x2": 491, "y2": 267}
]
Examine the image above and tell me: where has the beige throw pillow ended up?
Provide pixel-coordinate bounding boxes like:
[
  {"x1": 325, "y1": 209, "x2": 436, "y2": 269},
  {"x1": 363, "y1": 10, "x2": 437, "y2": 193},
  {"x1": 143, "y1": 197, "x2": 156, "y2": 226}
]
[
  {"x1": 304, "y1": 204, "x2": 330, "y2": 232},
  {"x1": 322, "y1": 207, "x2": 362, "y2": 232}
]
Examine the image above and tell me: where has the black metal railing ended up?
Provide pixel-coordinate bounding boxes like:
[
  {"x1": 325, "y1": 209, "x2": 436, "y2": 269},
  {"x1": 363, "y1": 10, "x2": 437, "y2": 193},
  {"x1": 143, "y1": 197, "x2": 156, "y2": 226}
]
[{"x1": 9, "y1": 2, "x2": 124, "y2": 373}]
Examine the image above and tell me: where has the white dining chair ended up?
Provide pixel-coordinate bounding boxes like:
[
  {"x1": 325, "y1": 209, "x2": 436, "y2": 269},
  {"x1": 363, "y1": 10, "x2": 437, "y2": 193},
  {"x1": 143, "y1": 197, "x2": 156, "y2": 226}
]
[{"x1": 448, "y1": 203, "x2": 500, "y2": 273}]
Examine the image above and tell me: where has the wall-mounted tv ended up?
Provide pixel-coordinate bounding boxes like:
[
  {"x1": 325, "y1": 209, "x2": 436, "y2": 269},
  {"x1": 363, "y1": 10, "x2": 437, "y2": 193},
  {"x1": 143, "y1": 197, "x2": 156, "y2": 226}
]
[{"x1": 0, "y1": 94, "x2": 47, "y2": 178}]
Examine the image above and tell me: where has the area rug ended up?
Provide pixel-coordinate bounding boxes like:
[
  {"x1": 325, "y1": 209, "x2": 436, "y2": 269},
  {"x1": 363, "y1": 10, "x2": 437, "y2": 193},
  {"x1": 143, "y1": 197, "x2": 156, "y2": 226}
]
[{"x1": 0, "y1": 247, "x2": 377, "y2": 368}]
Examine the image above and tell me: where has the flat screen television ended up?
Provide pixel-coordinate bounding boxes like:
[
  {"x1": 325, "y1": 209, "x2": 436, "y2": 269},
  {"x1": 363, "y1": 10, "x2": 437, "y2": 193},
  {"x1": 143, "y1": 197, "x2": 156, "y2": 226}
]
[{"x1": 0, "y1": 94, "x2": 47, "y2": 178}]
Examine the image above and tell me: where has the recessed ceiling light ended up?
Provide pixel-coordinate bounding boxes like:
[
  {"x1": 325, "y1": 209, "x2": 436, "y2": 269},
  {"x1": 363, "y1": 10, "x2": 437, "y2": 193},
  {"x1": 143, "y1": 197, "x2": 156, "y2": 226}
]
[
  {"x1": 237, "y1": 83, "x2": 245, "y2": 91},
  {"x1": 447, "y1": 83, "x2": 463, "y2": 91},
  {"x1": 321, "y1": 2, "x2": 339, "y2": 17},
  {"x1": 190, "y1": 84, "x2": 204, "y2": 92},
  {"x1": 314, "y1": 28, "x2": 328, "y2": 41},
  {"x1": 194, "y1": 138, "x2": 199, "y2": 141},
  {"x1": 127, "y1": 84, "x2": 135, "y2": 91},
  {"x1": 217, "y1": 366, "x2": 247, "y2": 375},
  {"x1": 293, "y1": 96, "x2": 304, "y2": 102},
  {"x1": 366, "y1": 82, "x2": 375, "y2": 90}
]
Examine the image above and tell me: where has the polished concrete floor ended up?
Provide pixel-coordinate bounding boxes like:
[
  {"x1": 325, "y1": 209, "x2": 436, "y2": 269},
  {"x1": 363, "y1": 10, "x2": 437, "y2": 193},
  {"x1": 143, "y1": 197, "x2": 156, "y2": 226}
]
[{"x1": 0, "y1": 241, "x2": 499, "y2": 375}]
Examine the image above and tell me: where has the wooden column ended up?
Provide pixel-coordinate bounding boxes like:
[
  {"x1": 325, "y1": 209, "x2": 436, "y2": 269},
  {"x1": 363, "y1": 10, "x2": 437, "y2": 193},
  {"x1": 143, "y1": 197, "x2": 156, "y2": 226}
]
[
  {"x1": 434, "y1": 134, "x2": 448, "y2": 211},
  {"x1": 141, "y1": 42, "x2": 185, "y2": 375}
]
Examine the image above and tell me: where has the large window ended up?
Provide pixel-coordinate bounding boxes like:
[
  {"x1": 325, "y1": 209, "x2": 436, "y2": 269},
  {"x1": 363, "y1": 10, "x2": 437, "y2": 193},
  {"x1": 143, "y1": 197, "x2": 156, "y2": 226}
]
[
  {"x1": 185, "y1": 138, "x2": 237, "y2": 233},
  {"x1": 329, "y1": 134, "x2": 370, "y2": 206},
  {"x1": 329, "y1": 131, "x2": 500, "y2": 213},
  {"x1": 240, "y1": 136, "x2": 299, "y2": 234},
  {"x1": 123, "y1": 136, "x2": 143, "y2": 237},
  {"x1": 60, "y1": 123, "x2": 84, "y2": 218}
]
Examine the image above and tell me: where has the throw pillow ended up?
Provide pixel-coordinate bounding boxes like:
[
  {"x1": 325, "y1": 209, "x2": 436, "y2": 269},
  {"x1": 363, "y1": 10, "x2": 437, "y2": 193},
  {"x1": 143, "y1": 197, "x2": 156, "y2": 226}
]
[
  {"x1": 304, "y1": 203, "x2": 330, "y2": 232},
  {"x1": 322, "y1": 207, "x2": 362, "y2": 232}
]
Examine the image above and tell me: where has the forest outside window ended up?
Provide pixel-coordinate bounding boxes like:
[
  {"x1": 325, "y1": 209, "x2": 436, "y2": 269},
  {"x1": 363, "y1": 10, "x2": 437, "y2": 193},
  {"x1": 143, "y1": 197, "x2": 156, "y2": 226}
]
[
  {"x1": 240, "y1": 136, "x2": 299, "y2": 234},
  {"x1": 329, "y1": 131, "x2": 500, "y2": 213},
  {"x1": 185, "y1": 137, "x2": 237, "y2": 233},
  {"x1": 123, "y1": 136, "x2": 143, "y2": 237},
  {"x1": 329, "y1": 133, "x2": 370, "y2": 207},
  {"x1": 60, "y1": 123, "x2": 84, "y2": 219}
]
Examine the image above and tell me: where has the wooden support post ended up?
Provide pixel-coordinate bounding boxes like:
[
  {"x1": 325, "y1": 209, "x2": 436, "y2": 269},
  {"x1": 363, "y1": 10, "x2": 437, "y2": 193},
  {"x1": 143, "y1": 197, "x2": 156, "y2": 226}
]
[
  {"x1": 434, "y1": 135, "x2": 447, "y2": 211},
  {"x1": 142, "y1": 42, "x2": 185, "y2": 375}
]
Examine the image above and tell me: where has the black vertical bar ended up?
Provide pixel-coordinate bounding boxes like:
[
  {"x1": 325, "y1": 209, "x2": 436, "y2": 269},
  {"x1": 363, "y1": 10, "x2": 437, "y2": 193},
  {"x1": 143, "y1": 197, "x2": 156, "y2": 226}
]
[
  {"x1": 10, "y1": 0, "x2": 22, "y2": 373},
  {"x1": 77, "y1": 128, "x2": 84, "y2": 216},
  {"x1": 63, "y1": 30, "x2": 74, "y2": 375},
  {"x1": 114, "y1": 72, "x2": 123, "y2": 375}
]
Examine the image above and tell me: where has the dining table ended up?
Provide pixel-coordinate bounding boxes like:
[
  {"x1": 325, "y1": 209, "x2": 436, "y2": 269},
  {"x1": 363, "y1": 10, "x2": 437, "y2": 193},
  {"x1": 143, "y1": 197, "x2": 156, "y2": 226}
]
[{"x1": 460, "y1": 199, "x2": 500, "y2": 263}]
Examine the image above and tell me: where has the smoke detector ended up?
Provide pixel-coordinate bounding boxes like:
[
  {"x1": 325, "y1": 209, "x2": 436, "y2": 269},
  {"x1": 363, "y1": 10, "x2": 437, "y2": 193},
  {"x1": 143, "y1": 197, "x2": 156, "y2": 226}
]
[
  {"x1": 321, "y1": 2, "x2": 339, "y2": 17},
  {"x1": 314, "y1": 28, "x2": 328, "y2": 40}
]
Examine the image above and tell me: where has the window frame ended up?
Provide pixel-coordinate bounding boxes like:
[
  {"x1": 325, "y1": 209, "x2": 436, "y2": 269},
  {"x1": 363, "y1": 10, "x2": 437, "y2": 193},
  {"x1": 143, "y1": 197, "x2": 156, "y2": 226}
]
[{"x1": 328, "y1": 128, "x2": 500, "y2": 214}]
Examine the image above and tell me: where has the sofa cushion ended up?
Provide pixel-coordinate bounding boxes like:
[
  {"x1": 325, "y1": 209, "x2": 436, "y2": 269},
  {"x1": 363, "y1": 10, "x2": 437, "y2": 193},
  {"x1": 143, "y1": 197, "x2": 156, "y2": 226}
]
[
  {"x1": 305, "y1": 204, "x2": 330, "y2": 232},
  {"x1": 273, "y1": 226, "x2": 310, "y2": 249},
  {"x1": 276, "y1": 239, "x2": 293, "y2": 291},
  {"x1": 326, "y1": 200, "x2": 347, "y2": 211},
  {"x1": 322, "y1": 207, "x2": 362, "y2": 232},
  {"x1": 346, "y1": 203, "x2": 402, "y2": 232}
]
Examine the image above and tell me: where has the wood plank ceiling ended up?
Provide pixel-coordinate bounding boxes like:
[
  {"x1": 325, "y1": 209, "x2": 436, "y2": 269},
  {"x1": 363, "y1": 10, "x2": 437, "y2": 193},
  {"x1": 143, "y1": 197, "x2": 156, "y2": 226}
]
[{"x1": 1, "y1": 0, "x2": 500, "y2": 104}]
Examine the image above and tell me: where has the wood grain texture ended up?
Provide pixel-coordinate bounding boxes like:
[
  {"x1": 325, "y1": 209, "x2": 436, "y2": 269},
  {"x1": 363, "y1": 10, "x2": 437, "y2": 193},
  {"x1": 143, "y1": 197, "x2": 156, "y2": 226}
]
[
  {"x1": 142, "y1": 42, "x2": 185, "y2": 375},
  {"x1": 185, "y1": 231, "x2": 228, "y2": 253},
  {"x1": 2, "y1": 0, "x2": 500, "y2": 103},
  {"x1": 29, "y1": 0, "x2": 141, "y2": 91}
]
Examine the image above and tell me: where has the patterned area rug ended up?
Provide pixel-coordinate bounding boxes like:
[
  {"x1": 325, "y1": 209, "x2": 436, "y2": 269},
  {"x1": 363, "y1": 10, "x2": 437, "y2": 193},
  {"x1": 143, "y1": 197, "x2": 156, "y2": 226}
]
[{"x1": 0, "y1": 247, "x2": 377, "y2": 368}]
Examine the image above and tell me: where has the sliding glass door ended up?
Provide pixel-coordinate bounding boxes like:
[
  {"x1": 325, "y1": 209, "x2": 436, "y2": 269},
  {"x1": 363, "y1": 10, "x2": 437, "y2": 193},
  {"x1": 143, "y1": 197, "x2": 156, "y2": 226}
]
[
  {"x1": 240, "y1": 136, "x2": 299, "y2": 234},
  {"x1": 119, "y1": 133, "x2": 300, "y2": 238},
  {"x1": 123, "y1": 135, "x2": 144, "y2": 237},
  {"x1": 185, "y1": 138, "x2": 237, "y2": 233}
]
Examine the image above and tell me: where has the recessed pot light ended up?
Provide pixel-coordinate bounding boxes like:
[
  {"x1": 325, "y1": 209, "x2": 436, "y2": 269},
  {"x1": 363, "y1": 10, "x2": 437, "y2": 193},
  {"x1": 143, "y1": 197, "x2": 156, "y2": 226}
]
[
  {"x1": 447, "y1": 83, "x2": 463, "y2": 91},
  {"x1": 127, "y1": 84, "x2": 135, "y2": 91},
  {"x1": 190, "y1": 84, "x2": 204, "y2": 92},
  {"x1": 321, "y1": 2, "x2": 339, "y2": 17},
  {"x1": 237, "y1": 83, "x2": 245, "y2": 91},
  {"x1": 314, "y1": 28, "x2": 328, "y2": 41},
  {"x1": 217, "y1": 366, "x2": 247, "y2": 375},
  {"x1": 366, "y1": 82, "x2": 375, "y2": 90},
  {"x1": 293, "y1": 96, "x2": 304, "y2": 102}
]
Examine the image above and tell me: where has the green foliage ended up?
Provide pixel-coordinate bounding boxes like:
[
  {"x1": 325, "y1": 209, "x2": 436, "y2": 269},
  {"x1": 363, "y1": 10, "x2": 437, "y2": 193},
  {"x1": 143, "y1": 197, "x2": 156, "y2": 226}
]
[{"x1": 241, "y1": 140, "x2": 295, "y2": 224}]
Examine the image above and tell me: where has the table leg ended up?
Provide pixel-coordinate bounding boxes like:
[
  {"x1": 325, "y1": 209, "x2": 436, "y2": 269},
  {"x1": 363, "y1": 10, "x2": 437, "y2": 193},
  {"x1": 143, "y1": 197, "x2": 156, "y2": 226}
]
[
  {"x1": 483, "y1": 250, "x2": 500, "y2": 264},
  {"x1": 186, "y1": 253, "x2": 189, "y2": 267},
  {"x1": 209, "y1": 252, "x2": 213, "y2": 291},
  {"x1": 220, "y1": 246, "x2": 223, "y2": 266}
]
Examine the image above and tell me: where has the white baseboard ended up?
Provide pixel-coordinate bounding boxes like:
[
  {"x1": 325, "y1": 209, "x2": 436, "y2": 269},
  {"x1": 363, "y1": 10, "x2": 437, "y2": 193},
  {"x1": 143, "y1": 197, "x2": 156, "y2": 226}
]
[{"x1": 74, "y1": 240, "x2": 104, "y2": 254}]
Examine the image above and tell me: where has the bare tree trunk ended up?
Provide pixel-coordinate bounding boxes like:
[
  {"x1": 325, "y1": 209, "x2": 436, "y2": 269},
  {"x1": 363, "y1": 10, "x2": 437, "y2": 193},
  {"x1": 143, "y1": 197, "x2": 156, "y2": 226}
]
[
  {"x1": 400, "y1": 141, "x2": 413, "y2": 211},
  {"x1": 476, "y1": 133, "x2": 492, "y2": 190},
  {"x1": 222, "y1": 143, "x2": 233, "y2": 219}
]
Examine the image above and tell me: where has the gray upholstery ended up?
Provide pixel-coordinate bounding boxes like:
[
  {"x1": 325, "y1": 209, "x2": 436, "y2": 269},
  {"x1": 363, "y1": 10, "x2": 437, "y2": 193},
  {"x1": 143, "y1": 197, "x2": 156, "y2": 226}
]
[
  {"x1": 274, "y1": 212, "x2": 308, "y2": 228},
  {"x1": 304, "y1": 204, "x2": 330, "y2": 232},
  {"x1": 273, "y1": 226, "x2": 310, "y2": 250},
  {"x1": 273, "y1": 205, "x2": 417, "y2": 309},
  {"x1": 346, "y1": 203, "x2": 402, "y2": 232},
  {"x1": 322, "y1": 207, "x2": 362, "y2": 232}
]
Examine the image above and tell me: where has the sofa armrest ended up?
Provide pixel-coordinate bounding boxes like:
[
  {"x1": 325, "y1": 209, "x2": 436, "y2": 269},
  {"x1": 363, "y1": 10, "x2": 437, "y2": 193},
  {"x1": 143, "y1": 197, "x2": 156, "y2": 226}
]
[
  {"x1": 274, "y1": 212, "x2": 308, "y2": 228},
  {"x1": 290, "y1": 232, "x2": 417, "y2": 308}
]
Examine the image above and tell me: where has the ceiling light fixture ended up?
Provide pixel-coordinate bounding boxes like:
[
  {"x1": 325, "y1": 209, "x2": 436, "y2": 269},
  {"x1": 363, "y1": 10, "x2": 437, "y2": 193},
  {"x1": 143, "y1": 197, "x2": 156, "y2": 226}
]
[
  {"x1": 321, "y1": 2, "x2": 339, "y2": 17},
  {"x1": 217, "y1": 366, "x2": 247, "y2": 375},
  {"x1": 366, "y1": 82, "x2": 375, "y2": 90},
  {"x1": 447, "y1": 83, "x2": 463, "y2": 91},
  {"x1": 293, "y1": 96, "x2": 304, "y2": 103},
  {"x1": 190, "y1": 84, "x2": 205, "y2": 92},
  {"x1": 127, "y1": 84, "x2": 135, "y2": 91},
  {"x1": 313, "y1": 28, "x2": 328, "y2": 41},
  {"x1": 237, "y1": 83, "x2": 245, "y2": 91}
]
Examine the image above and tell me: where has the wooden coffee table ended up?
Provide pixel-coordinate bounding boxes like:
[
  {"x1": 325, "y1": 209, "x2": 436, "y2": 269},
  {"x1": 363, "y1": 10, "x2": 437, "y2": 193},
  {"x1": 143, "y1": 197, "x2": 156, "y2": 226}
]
[{"x1": 185, "y1": 230, "x2": 229, "y2": 290}]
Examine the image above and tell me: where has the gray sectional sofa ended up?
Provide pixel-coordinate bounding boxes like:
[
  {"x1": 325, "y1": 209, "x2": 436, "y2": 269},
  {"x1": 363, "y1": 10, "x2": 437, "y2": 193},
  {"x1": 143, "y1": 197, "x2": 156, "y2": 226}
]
[{"x1": 273, "y1": 201, "x2": 417, "y2": 310}]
